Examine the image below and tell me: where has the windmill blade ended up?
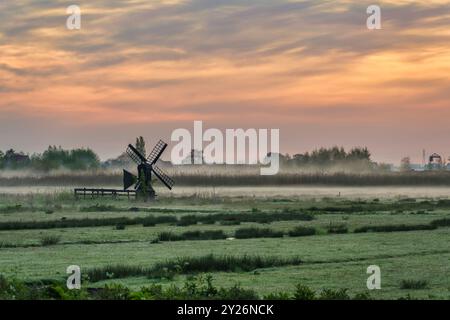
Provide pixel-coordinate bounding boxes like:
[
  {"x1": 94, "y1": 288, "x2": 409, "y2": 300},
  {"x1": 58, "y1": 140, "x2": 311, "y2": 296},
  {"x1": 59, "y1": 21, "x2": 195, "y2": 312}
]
[
  {"x1": 152, "y1": 164, "x2": 174, "y2": 190},
  {"x1": 126, "y1": 144, "x2": 147, "y2": 164},
  {"x1": 147, "y1": 140, "x2": 168, "y2": 164}
]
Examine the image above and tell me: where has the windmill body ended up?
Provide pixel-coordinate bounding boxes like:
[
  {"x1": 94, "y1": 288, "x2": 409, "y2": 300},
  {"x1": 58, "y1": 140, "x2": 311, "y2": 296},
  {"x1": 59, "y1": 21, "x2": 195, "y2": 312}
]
[{"x1": 125, "y1": 140, "x2": 174, "y2": 200}]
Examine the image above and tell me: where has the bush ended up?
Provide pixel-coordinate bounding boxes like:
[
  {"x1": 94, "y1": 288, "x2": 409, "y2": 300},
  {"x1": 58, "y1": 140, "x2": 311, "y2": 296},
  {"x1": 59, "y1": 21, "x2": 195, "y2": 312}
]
[
  {"x1": 40, "y1": 235, "x2": 61, "y2": 246},
  {"x1": 134, "y1": 275, "x2": 258, "y2": 300},
  {"x1": 400, "y1": 279, "x2": 428, "y2": 290},
  {"x1": 115, "y1": 224, "x2": 125, "y2": 230},
  {"x1": 142, "y1": 221, "x2": 155, "y2": 227},
  {"x1": 177, "y1": 211, "x2": 314, "y2": 227},
  {"x1": 0, "y1": 215, "x2": 177, "y2": 231},
  {"x1": 430, "y1": 218, "x2": 450, "y2": 227},
  {"x1": 293, "y1": 284, "x2": 316, "y2": 300},
  {"x1": 354, "y1": 224, "x2": 436, "y2": 233},
  {"x1": 288, "y1": 226, "x2": 316, "y2": 237},
  {"x1": 218, "y1": 284, "x2": 259, "y2": 300},
  {"x1": 0, "y1": 275, "x2": 374, "y2": 300},
  {"x1": 319, "y1": 288, "x2": 351, "y2": 300},
  {"x1": 91, "y1": 283, "x2": 131, "y2": 300},
  {"x1": 157, "y1": 230, "x2": 227, "y2": 242},
  {"x1": 235, "y1": 228, "x2": 284, "y2": 239}
]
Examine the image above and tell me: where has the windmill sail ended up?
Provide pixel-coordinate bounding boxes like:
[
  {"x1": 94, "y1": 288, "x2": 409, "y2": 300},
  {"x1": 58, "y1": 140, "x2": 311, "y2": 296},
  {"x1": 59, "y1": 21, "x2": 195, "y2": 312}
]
[
  {"x1": 147, "y1": 140, "x2": 168, "y2": 164},
  {"x1": 152, "y1": 164, "x2": 174, "y2": 190},
  {"x1": 126, "y1": 144, "x2": 147, "y2": 164}
]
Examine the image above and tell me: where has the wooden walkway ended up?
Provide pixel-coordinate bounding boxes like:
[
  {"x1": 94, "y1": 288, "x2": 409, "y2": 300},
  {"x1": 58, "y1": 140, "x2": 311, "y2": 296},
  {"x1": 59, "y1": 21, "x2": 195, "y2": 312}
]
[{"x1": 74, "y1": 188, "x2": 136, "y2": 199}]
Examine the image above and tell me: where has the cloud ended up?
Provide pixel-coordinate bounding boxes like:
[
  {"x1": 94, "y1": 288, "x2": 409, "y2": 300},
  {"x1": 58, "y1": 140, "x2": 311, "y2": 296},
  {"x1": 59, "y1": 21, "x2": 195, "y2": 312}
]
[{"x1": 0, "y1": 0, "x2": 450, "y2": 162}]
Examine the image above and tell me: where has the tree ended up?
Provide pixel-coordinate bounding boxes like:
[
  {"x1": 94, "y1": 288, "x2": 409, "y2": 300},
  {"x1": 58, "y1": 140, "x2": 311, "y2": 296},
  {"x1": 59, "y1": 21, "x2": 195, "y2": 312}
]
[
  {"x1": 0, "y1": 150, "x2": 4, "y2": 169},
  {"x1": 347, "y1": 147, "x2": 371, "y2": 161},
  {"x1": 135, "y1": 136, "x2": 146, "y2": 158}
]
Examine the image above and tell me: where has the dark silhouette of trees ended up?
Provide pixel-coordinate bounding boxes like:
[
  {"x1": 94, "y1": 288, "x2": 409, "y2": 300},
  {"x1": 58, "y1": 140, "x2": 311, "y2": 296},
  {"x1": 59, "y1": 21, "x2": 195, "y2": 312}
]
[
  {"x1": 0, "y1": 146, "x2": 100, "y2": 171},
  {"x1": 135, "y1": 136, "x2": 146, "y2": 158},
  {"x1": 290, "y1": 146, "x2": 372, "y2": 167}
]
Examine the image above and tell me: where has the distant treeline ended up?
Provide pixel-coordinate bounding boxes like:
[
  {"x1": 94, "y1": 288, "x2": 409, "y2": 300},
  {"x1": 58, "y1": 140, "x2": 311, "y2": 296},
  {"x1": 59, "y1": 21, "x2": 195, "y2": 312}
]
[
  {"x1": 0, "y1": 146, "x2": 100, "y2": 171},
  {"x1": 281, "y1": 146, "x2": 373, "y2": 166},
  {"x1": 0, "y1": 145, "x2": 382, "y2": 172}
]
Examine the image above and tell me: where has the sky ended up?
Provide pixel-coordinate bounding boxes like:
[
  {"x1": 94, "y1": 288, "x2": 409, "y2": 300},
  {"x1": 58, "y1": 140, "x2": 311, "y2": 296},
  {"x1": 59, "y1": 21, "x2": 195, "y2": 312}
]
[{"x1": 1, "y1": 0, "x2": 449, "y2": 164}]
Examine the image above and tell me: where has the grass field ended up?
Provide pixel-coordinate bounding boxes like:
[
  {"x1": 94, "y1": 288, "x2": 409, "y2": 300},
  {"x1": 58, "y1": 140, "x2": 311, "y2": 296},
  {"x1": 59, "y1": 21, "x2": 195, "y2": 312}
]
[{"x1": 0, "y1": 187, "x2": 449, "y2": 300}]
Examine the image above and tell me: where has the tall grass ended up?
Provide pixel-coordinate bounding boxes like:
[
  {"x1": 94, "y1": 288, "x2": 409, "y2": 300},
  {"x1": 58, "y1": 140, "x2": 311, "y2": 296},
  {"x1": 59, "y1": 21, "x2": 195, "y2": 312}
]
[
  {"x1": 0, "y1": 215, "x2": 177, "y2": 231},
  {"x1": 0, "y1": 210, "x2": 313, "y2": 230},
  {"x1": 234, "y1": 228, "x2": 284, "y2": 239},
  {"x1": 178, "y1": 211, "x2": 314, "y2": 226},
  {"x1": 288, "y1": 226, "x2": 316, "y2": 237},
  {"x1": 86, "y1": 254, "x2": 303, "y2": 282},
  {"x1": 40, "y1": 235, "x2": 61, "y2": 246}
]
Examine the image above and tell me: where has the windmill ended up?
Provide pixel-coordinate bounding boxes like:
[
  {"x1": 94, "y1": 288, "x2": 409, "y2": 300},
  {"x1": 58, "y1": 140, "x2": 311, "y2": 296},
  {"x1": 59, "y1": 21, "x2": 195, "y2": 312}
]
[
  {"x1": 74, "y1": 139, "x2": 174, "y2": 200},
  {"x1": 123, "y1": 140, "x2": 174, "y2": 199}
]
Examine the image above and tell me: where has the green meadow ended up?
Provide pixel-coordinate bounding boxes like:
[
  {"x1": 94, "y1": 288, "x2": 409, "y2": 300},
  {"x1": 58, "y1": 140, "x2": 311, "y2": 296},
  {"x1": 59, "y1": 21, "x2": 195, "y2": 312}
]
[{"x1": 0, "y1": 189, "x2": 449, "y2": 299}]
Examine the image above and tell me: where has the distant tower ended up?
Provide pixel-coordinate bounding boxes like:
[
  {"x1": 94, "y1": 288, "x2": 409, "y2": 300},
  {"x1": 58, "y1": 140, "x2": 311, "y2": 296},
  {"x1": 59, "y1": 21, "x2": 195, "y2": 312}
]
[{"x1": 422, "y1": 149, "x2": 426, "y2": 167}]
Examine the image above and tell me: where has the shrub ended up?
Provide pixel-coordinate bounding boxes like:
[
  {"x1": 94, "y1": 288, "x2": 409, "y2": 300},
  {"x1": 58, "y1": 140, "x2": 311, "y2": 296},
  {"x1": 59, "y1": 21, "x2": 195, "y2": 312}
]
[
  {"x1": 157, "y1": 230, "x2": 227, "y2": 242},
  {"x1": 135, "y1": 275, "x2": 258, "y2": 300},
  {"x1": 354, "y1": 224, "x2": 436, "y2": 233},
  {"x1": 0, "y1": 215, "x2": 177, "y2": 231},
  {"x1": 91, "y1": 283, "x2": 131, "y2": 300},
  {"x1": 115, "y1": 224, "x2": 125, "y2": 230},
  {"x1": 177, "y1": 211, "x2": 314, "y2": 227},
  {"x1": 157, "y1": 231, "x2": 183, "y2": 241},
  {"x1": 293, "y1": 284, "x2": 316, "y2": 300},
  {"x1": 40, "y1": 235, "x2": 61, "y2": 246},
  {"x1": 218, "y1": 284, "x2": 259, "y2": 300},
  {"x1": 288, "y1": 226, "x2": 316, "y2": 237},
  {"x1": 234, "y1": 228, "x2": 284, "y2": 239},
  {"x1": 400, "y1": 279, "x2": 428, "y2": 290},
  {"x1": 319, "y1": 288, "x2": 351, "y2": 300},
  {"x1": 430, "y1": 218, "x2": 450, "y2": 227},
  {"x1": 183, "y1": 230, "x2": 227, "y2": 240}
]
